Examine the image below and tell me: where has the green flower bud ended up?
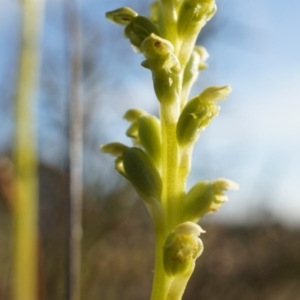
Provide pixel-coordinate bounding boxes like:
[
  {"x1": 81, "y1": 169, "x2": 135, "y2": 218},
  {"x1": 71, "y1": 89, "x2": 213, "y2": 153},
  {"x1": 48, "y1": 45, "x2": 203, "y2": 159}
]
[
  {"x1": 183, "y1": 51, "x2": 200, "y2": 88},
  {"x1": 199, "y1": 85, "x2": 232, "y2": 103},
  {"x1": 105, "y1": 7, "x2": 138, "y2": 26},
  {"x1": 176, "y1": 85, "x2": 231, "y2": 146},
  {"x1": 123, "y1": 147, "x2": 162, "y2": 201},
  {"x1": 183, "y1": 178, "x2": 239, "y2": 222},
  {"x1": 124, "y1": 109, "x2": 147, "y2": 145},
  {"x1": 138, "y1": 115, "x2": 162, "y2": 167},
  {"x1": 177, "y1": 0, "x2": 216, "y2": 67},
  {"x1": 114, "y1": 156, "x2": 126, "y2": 177},
  {"x1": 183, "y1": 47, "x2": 207, "y2": 86},
  {"x1": 124, "y1": 16, "x2": 160, "y2": 51},
  {"x1": 193, "y1": 46, "x2": 209, "y2": 70},
  {"x1": 141, "y1": 33, "x2": 181, "y2": 103},
  {"x1": 149, "y1": 1, "x2": 159, "y2": 23},
  {"x1": 182, "y1": 46, "x2": 208, "y2": 102},
  {"x1": 100, "y1": 142, "x2": 128, "y2": 157},
  {"x1": 177, "y1": 0, "x2": 216, "y2": 38},
  {"x1": 124, "y1": 108, "x2": 146, "y2": 122},
  {"x1": 142, "y1": 33, "x2": 175, "y2": 61},
  {"x1": 163, "y1": 222, "x2": 204, "y2": 277},
  {"x1": 126, "y1": 121, "x2": 139, "y2": 139}
]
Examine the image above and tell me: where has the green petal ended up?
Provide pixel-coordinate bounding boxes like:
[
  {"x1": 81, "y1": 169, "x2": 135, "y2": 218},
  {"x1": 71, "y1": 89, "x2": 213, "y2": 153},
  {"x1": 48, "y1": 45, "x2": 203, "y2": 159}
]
[
  {"x1": 124, "y1": 108, "x2": 146, "y2": 122},
  {"x1": 176, "y1": 85, "x2": 231, "y2": 146},
  {"x1": 177, "y1": 0, "x2": 216, "y2": 38},
  {"x1": 123, "y1": 147, "x2": 162, "y2": 201},
  {"x1": 138, "y1": 115, "x2": 162, "y2": 167},
  {"x1": 163, "y1": 222, "x2": 204, "y2": 277},
  {"x1": 183, "y1": 178, "x2": 239, "y2": 222},
  {"x1": 105, "y1": 7, "x2": 138, "y2": 26},
  {"x1": 124, "y1": 16, "x2": 160, "y2": 50},
  {"x1": 141, "y1": 34, "x2": 181, "y2": 103},
  {"x1": 100, "y1": 142, "x2": 128, "y2": 157}
]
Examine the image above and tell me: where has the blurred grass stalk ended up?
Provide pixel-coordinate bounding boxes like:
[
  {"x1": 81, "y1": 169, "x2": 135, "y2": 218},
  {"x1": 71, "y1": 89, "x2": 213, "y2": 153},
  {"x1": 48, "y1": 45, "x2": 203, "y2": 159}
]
[
  {"x1": 13, "y1": 1, "x2": 44, "y2": 300},
  {"x1": 65, "y1": 0, "x2": 83, "y2": 299}
]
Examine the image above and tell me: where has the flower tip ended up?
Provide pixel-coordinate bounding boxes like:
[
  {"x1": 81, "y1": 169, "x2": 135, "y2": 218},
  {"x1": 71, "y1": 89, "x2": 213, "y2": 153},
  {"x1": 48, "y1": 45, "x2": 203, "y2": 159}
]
[
  {"x1": 105, "y1": 7, "x2": 138, "y2": 26},
  {"x1": 224, "y1": 85, "x2": 232, "y2": 94},
  {"x1": 214, "y1": 178, "x2": 239, "y2": 191},
  {"x1": 194, "y1": 46, "x2": 209, "y2": 61},
  {"x1": 123, "y1": 108, "x2": 146, "y2": 122},
  {"x1": 216, "y1": 85, "x2": 232, "y2": 99},
  {"x1": 100, "y1": 142, "x2": 128, "y2": 157},
  {"x1": 142, "y1": 34, "x2": 174, "y2": 58},
  {"x1": 174, "y1": 222, "x2": 205, "y2": 236},
  {"x1": 226, "y1": 180, "x2": 239, "y2": 191},
  {"x1": 200, "y1": 85, "x2": 232, "y2": 104}
]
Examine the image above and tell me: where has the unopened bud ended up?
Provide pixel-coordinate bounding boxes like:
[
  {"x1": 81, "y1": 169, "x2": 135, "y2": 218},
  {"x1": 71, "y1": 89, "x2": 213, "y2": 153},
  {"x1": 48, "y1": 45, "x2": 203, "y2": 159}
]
[
  {"x1": 149, "y1": 1, "x2": 159, "y2": 23},
  {"x1": 124, "y1": 108, "x2": 146, "y2": 122},
  {"x1": 105, "y1": 7, "x2": 138, "y2": 26},
  {"x1": 177, "y1": 0, "x2": 216, "y2": 38},
  {"x1": 126, "y1": 122, "x2": 139, "y2": 139},
  {"x1": 142, "y1": 33, "x2": 175, "y2": 59},
  {"x1": 193, "y1": 46, "x2": 209, "y2": 70},
  {"x1": 114, "y1": 156, "x2": 126, "y2": 177},
  {"x1": 123, "y1": 147, "x2": 162, "y2": 201},
  {"x1": 199, "y1": 85, "x2": 232, "y2": 103},
  {"x1": 100, "y1": 142, "x2": 128, "y2": 157},
  {"x1": 177, "y1": 0, "x2": 216, "y2": 67},
  {"x1": 124, "y1": 16, "x2": 160, "y2": 50},
  {"x1": 141, "y1": 34, "x2": 181, "y2": 103},
  {"x1": 183, "y1": 46, "x2": 209, "y2": 92},
  {"x1": 176, "y1": 85, "x2": 231, "y2": 146},
  {"x1": 138, "y1": 115, "x2": 162, "y2": 167}
]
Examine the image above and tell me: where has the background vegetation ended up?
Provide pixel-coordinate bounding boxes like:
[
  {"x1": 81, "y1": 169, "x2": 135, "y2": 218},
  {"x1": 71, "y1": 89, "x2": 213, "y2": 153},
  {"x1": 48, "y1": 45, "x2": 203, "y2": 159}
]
[{"x1": 1, "y1": 171, "x2": 300, "y2": 299}]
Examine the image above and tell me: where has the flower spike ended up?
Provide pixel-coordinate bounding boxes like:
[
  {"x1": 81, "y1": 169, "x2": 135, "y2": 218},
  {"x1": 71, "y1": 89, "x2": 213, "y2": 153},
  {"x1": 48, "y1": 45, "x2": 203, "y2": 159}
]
[{"x1": 104, "y1": 2, "x2": 238, "y2": 299}]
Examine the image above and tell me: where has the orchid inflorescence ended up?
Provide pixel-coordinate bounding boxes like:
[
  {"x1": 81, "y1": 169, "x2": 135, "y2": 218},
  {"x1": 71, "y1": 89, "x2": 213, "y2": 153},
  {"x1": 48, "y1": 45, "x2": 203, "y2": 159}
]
[{"x1": 102, "y1": 1, "x2": 238, "y2": 299}]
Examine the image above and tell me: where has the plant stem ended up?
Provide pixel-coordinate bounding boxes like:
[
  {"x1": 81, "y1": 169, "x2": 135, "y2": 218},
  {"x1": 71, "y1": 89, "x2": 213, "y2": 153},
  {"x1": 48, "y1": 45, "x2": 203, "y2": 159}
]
[
  {"x1": 150, "y1": 76, "x2": 191, "y2": 299},
  {"x1": 160, "y1": 101, "x2": 183, "y2": 232},
  {"x1": 150, "y1": 231, "x2": 172, "y2": 300},
  {"x1": 178, "y1": 146, "x2": 193, "y2": 196},
  {"x1": 166, "y1": 264, "x2": 195, "y2": 300},
  {"x1": 13, "y1": 1, "x2": 44, "y2": 300},
  {"x1": 64, "y1": 0, "x2": 83, "y2": 299},
  {"x1": 150, "y1": 2, "x2": 191, "y2": 292},
  {"x1": 159, "y1": 1, "x2": 178, "y2": 51}
]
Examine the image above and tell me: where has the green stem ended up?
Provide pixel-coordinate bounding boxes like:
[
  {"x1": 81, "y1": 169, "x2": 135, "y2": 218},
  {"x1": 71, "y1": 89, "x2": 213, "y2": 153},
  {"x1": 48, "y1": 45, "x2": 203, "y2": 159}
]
[
  {"x1": 166, "y1": 263, "x2": 195, "y2": 300},
  {"x1": 151, "y1": 230, "x2": 195, "y2": 300},
  {"x1": 180, "y1": 68, "x2": 195, "y2": 110},
  {"x1": 150, "y1": 231, "x2": 172, "y2": 300},
  {"x1": 159, "y1": 1, "x2": 179, "y2": 53},
  {"x1": 160, "y1": 101, "x2": 183, "y2": 231},
  {"x1": 180, "y1": 84, "x2": 190, "y2": 110},
  {"x1": 150, "y1": 69, "x2": 188, "y2": 300},
  {"x1": 178, "y1": 146, "x2": 193, "y2": 196}
]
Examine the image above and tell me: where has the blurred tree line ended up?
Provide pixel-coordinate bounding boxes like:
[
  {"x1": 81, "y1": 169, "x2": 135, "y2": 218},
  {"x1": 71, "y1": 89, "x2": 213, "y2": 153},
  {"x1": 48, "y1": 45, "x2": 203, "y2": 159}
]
[{"x1": 1, "y1": 162, "x2": 300, "y2": 299}]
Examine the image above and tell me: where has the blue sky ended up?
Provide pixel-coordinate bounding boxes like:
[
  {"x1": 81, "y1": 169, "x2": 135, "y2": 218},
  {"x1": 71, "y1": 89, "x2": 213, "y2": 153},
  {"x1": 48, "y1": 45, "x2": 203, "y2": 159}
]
[{"x1": 1, "y1": 0, "x2": 300, "y2": 226}]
